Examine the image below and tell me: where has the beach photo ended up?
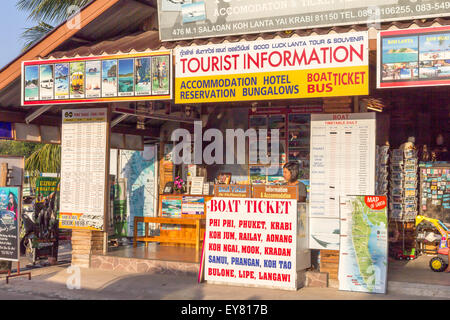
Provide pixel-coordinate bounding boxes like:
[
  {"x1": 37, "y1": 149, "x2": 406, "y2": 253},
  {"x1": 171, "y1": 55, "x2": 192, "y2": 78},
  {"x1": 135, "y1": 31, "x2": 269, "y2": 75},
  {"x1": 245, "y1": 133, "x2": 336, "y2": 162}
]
[
  {"x1": 39, "y1": 64, "x2": 54, "y2": 100},
  {"x1": 382, "y1": 36, "x2": 418, "y2": 65},
  {"x1": 152, "y1": 55, "x2": 170, "y2": 95},
  {"x1": 135, "y1": 57, "x2": 152, "y2": 96},
  {"x1": 102, "y1": 60, "x2": 117, "y2": 97},
  {"x1": 250, "y1": 166, "x2": 266, "y2": 184},
  {"x1": 181, "y1": 1, "x2": 206, "y2": 24},
  {"x1": 419, "y1": 59, "x2": 450, "y2": 79},
  {"x1": 86, "y1": 61, "x2": 101, "y2": 98},
  {"x1": 24, "y1": 65, "x2": 39, "y2": 101},
  {"x1": 55, "y1": 63, "x2": 69, "y2": 99},
  {"x1": 419, "y1": 32, "x2": 450, "y2": 61},
  {"x1": 267, "y1": 166, "x2": 284, "y2": 185},
  {"x1": 70, "y1": 62, "x2": 85, "y2": 98},
  {"x1": 118, "y1": 59, "x2": 134, "y2": 96}
]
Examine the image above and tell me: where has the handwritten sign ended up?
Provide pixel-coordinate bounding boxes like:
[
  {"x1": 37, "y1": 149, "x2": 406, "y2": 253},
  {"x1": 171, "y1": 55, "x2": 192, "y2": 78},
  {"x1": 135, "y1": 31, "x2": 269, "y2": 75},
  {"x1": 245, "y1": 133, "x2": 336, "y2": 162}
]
[{"x1": 204, "y1": 197, "x2": 297, "y2": 290}]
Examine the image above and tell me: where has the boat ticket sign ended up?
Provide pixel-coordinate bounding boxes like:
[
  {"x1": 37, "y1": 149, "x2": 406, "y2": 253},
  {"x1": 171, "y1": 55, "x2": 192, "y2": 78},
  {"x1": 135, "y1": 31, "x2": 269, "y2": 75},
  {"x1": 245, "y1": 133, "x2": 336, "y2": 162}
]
[
  {"x1": 175, "y1": 32, "x2": 369, "y2": 104},
  {"x1": 203, "y1": 197, "x2": 298, "y2": 290}
]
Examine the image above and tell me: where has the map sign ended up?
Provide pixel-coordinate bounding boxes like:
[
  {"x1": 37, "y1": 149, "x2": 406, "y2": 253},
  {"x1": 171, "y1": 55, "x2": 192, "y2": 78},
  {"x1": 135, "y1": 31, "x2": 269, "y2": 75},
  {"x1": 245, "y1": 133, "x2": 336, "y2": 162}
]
[
  {"x1": 338, "y1": 195, "x2": 388, "y2": 294},
  {"x1": 120, "y1": 146, "x2": 158, "y2": 237}
]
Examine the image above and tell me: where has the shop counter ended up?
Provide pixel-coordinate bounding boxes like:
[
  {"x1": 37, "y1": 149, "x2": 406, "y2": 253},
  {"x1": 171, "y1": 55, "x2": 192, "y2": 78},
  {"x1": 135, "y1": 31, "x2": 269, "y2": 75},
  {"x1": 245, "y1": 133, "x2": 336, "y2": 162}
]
[{"x1": 156, "y1": 194, "x2": 212, "y2": 248}]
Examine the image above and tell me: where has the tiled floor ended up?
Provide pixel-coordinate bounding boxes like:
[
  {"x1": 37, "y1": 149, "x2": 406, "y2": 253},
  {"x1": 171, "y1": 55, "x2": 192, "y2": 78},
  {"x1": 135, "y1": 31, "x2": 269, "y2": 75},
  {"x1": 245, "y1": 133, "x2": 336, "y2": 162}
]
[{"x1": 107, "y1": 243, "x2": 202, "y2": 263}]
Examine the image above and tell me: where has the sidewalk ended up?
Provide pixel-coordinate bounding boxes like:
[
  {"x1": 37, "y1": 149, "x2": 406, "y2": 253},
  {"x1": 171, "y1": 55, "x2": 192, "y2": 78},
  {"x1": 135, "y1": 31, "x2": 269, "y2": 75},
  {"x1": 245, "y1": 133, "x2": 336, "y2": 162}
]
[{"x1": 0, "y1": 264, "x2": 445, "y2": 300}]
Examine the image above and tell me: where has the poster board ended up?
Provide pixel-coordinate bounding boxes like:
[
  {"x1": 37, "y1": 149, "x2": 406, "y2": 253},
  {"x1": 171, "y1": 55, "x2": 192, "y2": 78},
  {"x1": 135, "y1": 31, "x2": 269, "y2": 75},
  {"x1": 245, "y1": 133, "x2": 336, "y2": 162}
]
[
  {"x1": 377, "y1": 26, "x2": 450, "y2": 89},
  {"x1": 309, "y1": 113, "x2": 376, "y2": 250},
  {"x1": 204, "y1": 197, "x2": 298, "y2": 290},
  {"x1": 22, "y1": 50, "x2": 173, "y2": 106},
  {"x1": 338, "y1": 195, "x2": 388, "y2": 294},
  {"x1": 0, "y1": 187, "x2": 21, "y2": 262},
  {"x1": 59, "y1": 108, "x2": 109, "y2": 231},
  {"x1": 119, "y1": 145, "x2": 158, "y2": 237},
  {"x1": 419, "y1": 162, "x2": 450, "y2": 224}
]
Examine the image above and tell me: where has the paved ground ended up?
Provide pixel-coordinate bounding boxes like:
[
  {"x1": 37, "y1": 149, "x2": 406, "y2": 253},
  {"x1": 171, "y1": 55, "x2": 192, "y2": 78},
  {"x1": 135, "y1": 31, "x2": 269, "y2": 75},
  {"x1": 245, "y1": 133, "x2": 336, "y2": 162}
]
[{"x1": 0, "y1": 264, "x2": 446, "y2": 300}]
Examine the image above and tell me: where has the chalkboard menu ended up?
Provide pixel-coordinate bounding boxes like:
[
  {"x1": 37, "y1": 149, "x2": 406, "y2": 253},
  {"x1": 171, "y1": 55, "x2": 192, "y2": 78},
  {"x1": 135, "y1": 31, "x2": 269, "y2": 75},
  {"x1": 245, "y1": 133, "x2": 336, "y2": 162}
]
[{"x1": 0, "y1": 187, "x2": 20, "y2": 261}]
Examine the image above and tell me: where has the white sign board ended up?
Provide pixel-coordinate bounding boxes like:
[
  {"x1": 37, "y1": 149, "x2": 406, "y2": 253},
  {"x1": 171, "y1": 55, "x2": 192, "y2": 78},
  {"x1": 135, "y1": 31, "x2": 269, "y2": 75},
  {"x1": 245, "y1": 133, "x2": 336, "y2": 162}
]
[
  {"x1": 204, "y1": 197, "x2": 297, "y2": 290},
  {"x1": 59, "y1": 108, "x2": 108, "y2": 231},
  {"x1": 309, "y1": 113, "x2": 376, "y2": 250}
]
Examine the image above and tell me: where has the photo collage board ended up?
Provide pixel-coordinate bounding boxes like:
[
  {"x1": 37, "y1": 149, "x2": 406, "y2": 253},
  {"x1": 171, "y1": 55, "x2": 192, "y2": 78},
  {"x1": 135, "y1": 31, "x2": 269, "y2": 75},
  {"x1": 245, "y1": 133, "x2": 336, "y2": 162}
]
[
  {"x1": 378, "y1": 26, "x2": 450, "y2": 88},
  {"x1": 22, "y1": 51, "x2": 172, "y2": 106}
]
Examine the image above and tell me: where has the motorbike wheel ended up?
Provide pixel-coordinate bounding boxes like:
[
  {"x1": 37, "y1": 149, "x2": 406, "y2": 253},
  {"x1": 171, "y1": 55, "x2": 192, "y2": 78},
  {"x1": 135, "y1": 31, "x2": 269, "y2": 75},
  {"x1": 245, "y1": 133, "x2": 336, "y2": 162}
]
[{"x1": 25, "y1": 239, "x2": 37, "y2": 265}]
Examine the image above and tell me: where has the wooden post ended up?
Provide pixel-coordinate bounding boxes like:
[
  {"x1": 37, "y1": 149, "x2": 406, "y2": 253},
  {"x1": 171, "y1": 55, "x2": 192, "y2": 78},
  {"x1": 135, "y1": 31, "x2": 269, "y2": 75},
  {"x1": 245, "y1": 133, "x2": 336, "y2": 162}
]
[{"x1": 0, "y1": 163, "x2": 7, "y2": 187}]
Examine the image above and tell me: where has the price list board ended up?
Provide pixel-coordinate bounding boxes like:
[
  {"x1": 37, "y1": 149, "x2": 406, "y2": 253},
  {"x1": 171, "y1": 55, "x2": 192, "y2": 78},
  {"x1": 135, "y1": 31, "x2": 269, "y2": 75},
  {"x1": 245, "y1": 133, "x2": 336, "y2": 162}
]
[
  {"x1": 309, "y1": 113, "x2": 376, "y2": 250},
  {"x1": 59, "y1": 108, "x2": 108, "y2": 231},
  {"x1": 204, "y1": 197, "x2": 298, "y2": 290}
]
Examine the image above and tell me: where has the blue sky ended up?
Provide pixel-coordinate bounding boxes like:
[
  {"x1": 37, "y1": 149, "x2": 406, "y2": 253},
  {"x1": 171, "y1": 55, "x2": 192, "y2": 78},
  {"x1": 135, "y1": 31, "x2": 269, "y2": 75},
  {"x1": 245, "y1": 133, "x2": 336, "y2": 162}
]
[{"x1": 0, "y1": 2, "x2": 34, "y2": 69}]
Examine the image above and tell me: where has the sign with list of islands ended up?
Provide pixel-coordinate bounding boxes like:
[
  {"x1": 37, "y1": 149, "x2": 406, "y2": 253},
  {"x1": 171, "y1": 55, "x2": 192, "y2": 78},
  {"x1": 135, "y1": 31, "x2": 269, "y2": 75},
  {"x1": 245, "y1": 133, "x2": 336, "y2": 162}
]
[{"x1": 204, "y1": 197, "x2": 298, "y2": 290}]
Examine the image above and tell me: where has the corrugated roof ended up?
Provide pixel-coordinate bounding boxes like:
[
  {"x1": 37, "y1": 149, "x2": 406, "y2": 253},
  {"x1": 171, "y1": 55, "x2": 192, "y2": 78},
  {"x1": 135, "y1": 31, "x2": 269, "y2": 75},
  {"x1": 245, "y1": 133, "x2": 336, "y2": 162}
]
[{"x1": 48, "y1": 17, "x2": 450, "y2": 59}]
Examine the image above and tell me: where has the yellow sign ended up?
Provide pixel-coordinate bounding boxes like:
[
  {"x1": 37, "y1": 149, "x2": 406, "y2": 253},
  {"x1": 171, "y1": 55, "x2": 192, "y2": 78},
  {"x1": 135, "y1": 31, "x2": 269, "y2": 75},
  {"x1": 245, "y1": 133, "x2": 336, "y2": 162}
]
[{"x1": 175, "y1": 33, "x2": 369, "y2": 104}]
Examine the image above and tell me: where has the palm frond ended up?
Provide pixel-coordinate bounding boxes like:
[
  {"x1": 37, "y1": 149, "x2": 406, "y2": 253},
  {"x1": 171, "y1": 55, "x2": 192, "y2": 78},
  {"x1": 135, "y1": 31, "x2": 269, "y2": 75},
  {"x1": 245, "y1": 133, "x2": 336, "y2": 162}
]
[
  {"x1": 25, "y1": 144, "x2": 61, "y2": 187},
  {"x1": 21, "y1": 21, "x2": 54, "y2": 51},
  {"x1": 17, "y1": 0, "x2": 91, "y2": 25}
]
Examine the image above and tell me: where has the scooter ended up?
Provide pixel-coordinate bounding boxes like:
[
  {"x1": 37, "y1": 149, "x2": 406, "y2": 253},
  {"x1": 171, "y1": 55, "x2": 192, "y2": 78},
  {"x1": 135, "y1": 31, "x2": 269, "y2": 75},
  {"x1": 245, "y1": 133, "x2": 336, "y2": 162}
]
[{"x1": 20, "y1": 196, "x2": 58, "y2": 265}]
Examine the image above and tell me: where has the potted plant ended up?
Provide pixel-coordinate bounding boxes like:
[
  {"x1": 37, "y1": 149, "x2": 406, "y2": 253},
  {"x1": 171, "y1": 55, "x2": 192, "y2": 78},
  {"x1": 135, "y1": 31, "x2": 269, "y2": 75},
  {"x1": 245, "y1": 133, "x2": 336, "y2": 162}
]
[{"x1": 173, "y1": 176, "x2": 186, "y2": 194}]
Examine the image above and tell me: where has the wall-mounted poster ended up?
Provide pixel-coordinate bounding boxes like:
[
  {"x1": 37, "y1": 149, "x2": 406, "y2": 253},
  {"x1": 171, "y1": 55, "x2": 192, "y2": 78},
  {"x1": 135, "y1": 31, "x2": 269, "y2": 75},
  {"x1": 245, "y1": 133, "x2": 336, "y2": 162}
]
[
  {"x1": 55, "y1": 63, "x2": 69, "y2": 99},
  {"x1": 24, "y1": 65, "x2": 39, "y2": 101},
  {"x1": 85, "y1": 61, "x2": 101, "y2": 98},
  {"x1": 39, "y1": 64, "x2": 54, "y2": 100},
  {"x1": 378, "y1": 26, "x2": 450, "y2": 88},
  {"x1": 0, "y1": 187, "x2": 20, "y2": 262},
  {"x1": 160, "y1": 196, "x2": 181, "y2": 231},
  {"x1": 59, "y1": 108, "x2": 108, "y2": 231},
  {"x1": 70, "y1": 62, "x2": 85, "y2": 99},
  {"x1": 135, "y1": 57, "x2": 152, "y2": 96},
  {"x1": 22, "y1": 50, "x2": 172, "y2": 106},
  {"x1": 102, "y1": 60, "x2": 117, "y2": 97},
  {"x1": 339, "y1": 196, "x2": 388, "y2": 294},
  {"x1": 118, "y1": 59, "x2": 135, "y2": 97},
  {"x1": 152, "y1": 55, "x2": 170, "y2": 96}
]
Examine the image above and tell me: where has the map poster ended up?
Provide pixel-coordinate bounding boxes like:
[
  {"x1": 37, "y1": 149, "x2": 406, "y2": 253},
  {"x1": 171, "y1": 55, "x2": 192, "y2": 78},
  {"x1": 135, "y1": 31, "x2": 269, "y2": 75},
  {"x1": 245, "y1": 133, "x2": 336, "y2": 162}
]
[
  {"x1": 338, "y1": 195, "x2": 388, "y2": 294},
  {"x1": 204, "y1": 197, "x2": 298, "y2": 290},
  {"x1": 0, "y1": 187, "x2": 20, "y2": 262}
]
